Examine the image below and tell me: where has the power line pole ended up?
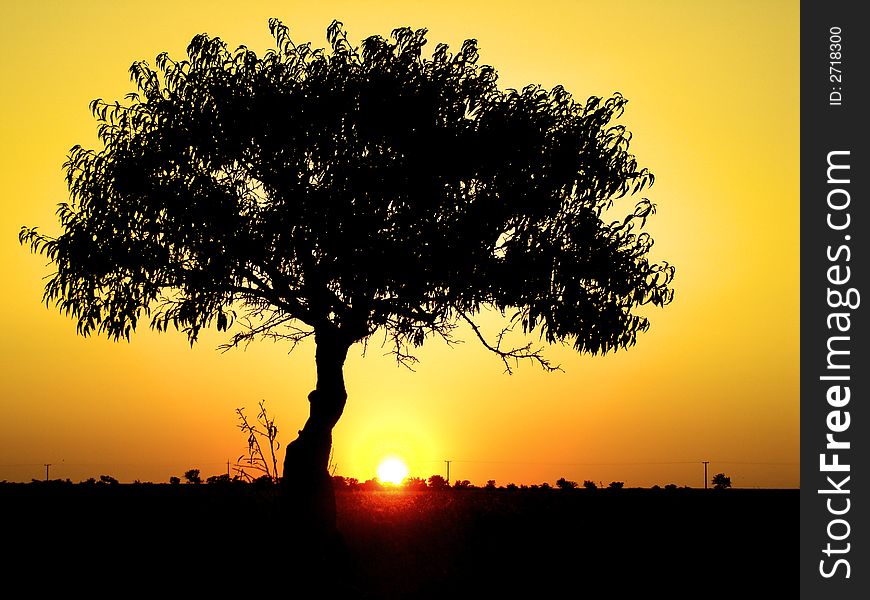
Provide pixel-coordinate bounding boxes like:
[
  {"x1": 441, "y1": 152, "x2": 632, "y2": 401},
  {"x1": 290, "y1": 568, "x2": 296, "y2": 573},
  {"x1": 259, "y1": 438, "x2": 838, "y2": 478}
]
[
  {"x1": 702, "y1": 461, "x2": 710, "y2": 489},
  {"x1": 44, "y1": 463, "x2": 51, "y2": 481},
  {"x1": 445, "y1": 460, "x2": 451, "y2": 485}
]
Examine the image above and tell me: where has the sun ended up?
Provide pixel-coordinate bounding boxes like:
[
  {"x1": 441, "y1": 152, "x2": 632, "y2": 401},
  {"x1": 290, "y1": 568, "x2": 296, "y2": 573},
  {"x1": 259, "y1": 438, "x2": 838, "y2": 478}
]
[{"x1": 376, "y1": 456, "x2": 409, "y2": 485}]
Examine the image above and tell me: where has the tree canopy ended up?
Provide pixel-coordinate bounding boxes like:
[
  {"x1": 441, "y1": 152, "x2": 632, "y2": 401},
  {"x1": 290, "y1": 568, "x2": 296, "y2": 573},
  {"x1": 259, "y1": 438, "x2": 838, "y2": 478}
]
[
  {"x1": 711, "y1": 473, "x2": 732, "y2": 489},
  {"x1": 21, "y1": 19, "x2": 674, "y2": 371}
]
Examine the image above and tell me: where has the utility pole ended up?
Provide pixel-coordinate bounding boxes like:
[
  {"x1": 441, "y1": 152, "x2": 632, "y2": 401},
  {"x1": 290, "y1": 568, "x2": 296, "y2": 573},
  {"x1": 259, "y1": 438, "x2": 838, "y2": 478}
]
[
  {"x1": 44, "y1": 463, "x2": 51, "y2": 481},
  {"x1": 227, "y1": 459, "x2": 231, "y2": 478},
  {"x1": 445, "y1": 460, "x2": 451, "y2": 485},
  {"x1": 702, "y1": 461, "x2": 710, "y2": 489}
]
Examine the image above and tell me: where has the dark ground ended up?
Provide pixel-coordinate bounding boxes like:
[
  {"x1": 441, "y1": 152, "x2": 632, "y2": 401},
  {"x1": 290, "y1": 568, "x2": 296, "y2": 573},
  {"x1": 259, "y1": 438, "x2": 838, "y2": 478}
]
[{"x1": 1, "y1": 482, "x2": 795, "y2": 596}]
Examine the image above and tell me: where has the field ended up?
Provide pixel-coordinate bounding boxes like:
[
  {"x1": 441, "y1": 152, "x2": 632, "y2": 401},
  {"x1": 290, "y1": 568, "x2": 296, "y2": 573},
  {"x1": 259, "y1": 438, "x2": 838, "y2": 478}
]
[{"x1": 2, "y1": 483, "x2": 796, "y2": 596}]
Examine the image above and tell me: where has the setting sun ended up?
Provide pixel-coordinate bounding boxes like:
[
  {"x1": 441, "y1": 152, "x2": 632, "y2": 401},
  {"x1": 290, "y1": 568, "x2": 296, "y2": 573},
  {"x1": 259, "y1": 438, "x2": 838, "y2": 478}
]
[{"x1": 377, "y1": 456, "x2": 410, "y2": 485}]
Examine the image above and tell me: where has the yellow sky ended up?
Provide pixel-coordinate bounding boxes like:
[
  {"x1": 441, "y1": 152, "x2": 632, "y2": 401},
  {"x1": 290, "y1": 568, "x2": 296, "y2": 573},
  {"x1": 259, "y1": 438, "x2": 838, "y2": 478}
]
[{"x1": 0, "y1": 1, "x2": 799, "y2": 487}]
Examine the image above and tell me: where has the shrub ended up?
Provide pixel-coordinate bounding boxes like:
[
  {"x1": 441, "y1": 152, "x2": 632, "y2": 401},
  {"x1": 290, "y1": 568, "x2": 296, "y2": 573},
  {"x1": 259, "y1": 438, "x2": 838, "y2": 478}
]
[
  {"x1": 184, "y1": 469, "x2": 202, "y2": 484},
  {"x1": 712, "y1": 473, "x2": 732, "y2": 489},
  {"x1": 556, "y1": 477, "x2": 578, "y2": 490}
]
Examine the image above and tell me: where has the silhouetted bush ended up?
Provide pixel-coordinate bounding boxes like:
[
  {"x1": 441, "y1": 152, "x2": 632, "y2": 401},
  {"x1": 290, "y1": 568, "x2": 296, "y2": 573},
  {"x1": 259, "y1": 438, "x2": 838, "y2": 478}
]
[
  {"x1": 361, "y1": 479, "x2": 384, "y2": 492},
  {"x1": 252, "y1": 475, "x2": 275, "y2": 489},
  {"x1": 99, "y1": 475, "x2": 119, "y2": 485},
  {"x1": 184, "y1": 469, "x2": 202, "y2": 485},
  {"x1": 608, "y1": 481, "x2": 624, "y2": 489},
  {"x1": 169, "y1": 476, "x2": 181, "y2": 485},
  {"x1": 428, "y1": 475, "x2": 449, "y2": 490},
  {"x1": 712, "y1": 473, "x2": 732, "y2": 489},
  {"x1": 556, "y1": 478, "x2": 578, "y2": 490},
  {"x1": 583, "y1": 480, "x2": 597, "y2": 489},
  {"x1": 405, "y1": 477, "x2": 429, "y2": 491},
  {"x1": 235, "y1": 400, "x2": 281, "y2": 483},
  {"x1": 454, "y1": 480, "x2": 473, "y2": 490}
]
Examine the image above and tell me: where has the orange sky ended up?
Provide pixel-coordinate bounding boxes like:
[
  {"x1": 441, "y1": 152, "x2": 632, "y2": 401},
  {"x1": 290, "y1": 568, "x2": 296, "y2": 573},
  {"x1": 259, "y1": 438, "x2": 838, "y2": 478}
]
[{"x1": 0, "y1": 1, "x2": 799, "y2": 487}]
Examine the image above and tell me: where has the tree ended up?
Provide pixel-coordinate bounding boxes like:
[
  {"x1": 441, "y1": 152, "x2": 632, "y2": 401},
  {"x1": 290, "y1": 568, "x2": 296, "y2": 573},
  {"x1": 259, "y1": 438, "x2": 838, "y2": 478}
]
[
  {"x1": 20, "y1": 20, "x2": 673, "y2": 538},
  {"x1": 183, "y1": 469, "x2": 202, "y2": 484},
  {"x1": 556, "y1": 477, "x2": 578, "y2": 490},
  {"x1": 427, "y1": 474, "x2": 449, "y2": 490},
  {"x1": 711, "y1": 473, "x2": 732, "y2": 489},
  {"x1": 583, "y1": 480, "x2": 597, "y2": 490},
  {"x1": 404, "y1": 476, "x2": 428, "y2": 491}
]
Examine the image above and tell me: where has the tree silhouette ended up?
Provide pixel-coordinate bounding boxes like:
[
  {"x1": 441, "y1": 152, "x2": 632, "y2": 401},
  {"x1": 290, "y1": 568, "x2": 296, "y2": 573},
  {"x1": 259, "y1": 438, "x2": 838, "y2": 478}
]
[
  {"x1": 183, "y1": 469, "x2": 202, "y2": 484},
  {"x1": 20, "y1": 20, "x2": 674, "y2": 537},
  {"x1": 427, "y1": 474, "x2": 449, "y2": 490},
  {"x1": 711, "y1": 473, "x2": 732, "y2": 489},
  {"x1": 556, "y1": 477, "x2": 578, "y2": 490}
]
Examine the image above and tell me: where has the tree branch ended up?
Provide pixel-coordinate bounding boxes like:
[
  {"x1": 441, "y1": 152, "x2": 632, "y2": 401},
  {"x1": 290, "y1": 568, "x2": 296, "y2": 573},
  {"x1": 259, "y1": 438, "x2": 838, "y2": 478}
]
[{"x1": 457, "y1": 310, "x2": 561, "y2": 375}]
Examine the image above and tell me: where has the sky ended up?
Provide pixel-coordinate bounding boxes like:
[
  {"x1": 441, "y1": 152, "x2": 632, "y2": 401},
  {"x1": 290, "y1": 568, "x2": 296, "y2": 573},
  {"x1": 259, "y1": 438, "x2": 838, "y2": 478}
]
[{"x1": 0, "y1": 1, "x2": 799, "y2": 487}]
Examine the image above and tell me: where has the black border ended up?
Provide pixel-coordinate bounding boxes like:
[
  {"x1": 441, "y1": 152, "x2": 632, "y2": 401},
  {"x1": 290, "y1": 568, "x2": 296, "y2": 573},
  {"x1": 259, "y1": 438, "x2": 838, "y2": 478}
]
[{"x1": 801, "y1": 1, "x2": 868, "y2": 597}]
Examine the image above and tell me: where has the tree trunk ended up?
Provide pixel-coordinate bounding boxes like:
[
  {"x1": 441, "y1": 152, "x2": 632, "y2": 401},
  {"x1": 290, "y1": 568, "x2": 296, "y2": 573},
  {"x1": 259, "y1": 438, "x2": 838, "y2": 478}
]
[{"x1": 282, "y1": 327, "x2": 350, "y2": 543}]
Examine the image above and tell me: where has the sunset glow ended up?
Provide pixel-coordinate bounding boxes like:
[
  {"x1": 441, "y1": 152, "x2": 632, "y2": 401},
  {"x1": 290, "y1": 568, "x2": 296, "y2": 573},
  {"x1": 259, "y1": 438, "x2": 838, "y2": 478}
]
[
  {"x1": 1, "y1": 1, "x2": 799, "y2": 489},
  {"x1": 376, "y1": 457, "x2": 410, "y2": 486}
]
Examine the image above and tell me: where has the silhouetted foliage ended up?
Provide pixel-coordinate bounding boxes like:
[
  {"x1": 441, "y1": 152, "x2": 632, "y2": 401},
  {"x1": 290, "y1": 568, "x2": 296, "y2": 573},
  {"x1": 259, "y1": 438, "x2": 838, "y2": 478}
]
[
  {"x1": 235, "y1": 400, "x2": 281, "y2": 483},
  {"x1": 428, "y1": 475, "x2": 449, "y2": 490},
  {"x1": 206, "y1": 474, "x2": 232, "y2": 485},
  {"x1": 712, "y1": 473, "x2": 732, "y2": 490},
  {"x1": 20, "y1": 18, "x2": 674, "y2": 535},
  {"x1": 484, "y1": 480, "x2": 497, "y2": 490},
  {"x1": 360, "y1": 478, "x2": 384, "y2": 492},
  {"x1": 251, "y1": 474, "x2": 275, "y2": 489},
  {"x1": 405, "y1": 477, "x2": 429, "y2": 491},
  {"x1": 184, "y1": 469, "x2": 202, "y2": 484},
  {"x1": 608, "y1": 481, "x2": 624, "y2": 489},
  {"x1": 169, "y1": 476, "x2": 181, "y2": 485},
  {"x1": 99, "y1": 475, "x2": 119, "y2": 485},
  {"x1": 20, "y1": 17, "x2": 673, "y2": 366},
  {"x1": 454, "y1": 479, "x2": 473, "y2": 490},
  {"x1": 664, "y1": 483, "x2": 677, "y2": 490},
  {"x1": 583, "y1": 480, "x2": 597, "y2": 490},
  {"x1": 556, "y1": 477, "x2": 578, "y2": 490},
  {"x1": 505, "y1": 483, "x2": 518, "y2": 491}
]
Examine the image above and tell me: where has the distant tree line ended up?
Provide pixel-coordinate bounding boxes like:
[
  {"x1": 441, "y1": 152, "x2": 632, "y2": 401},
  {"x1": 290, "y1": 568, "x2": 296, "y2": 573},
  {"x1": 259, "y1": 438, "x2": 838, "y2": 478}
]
[{"x1": 11, "y1": 470, "x2": 733, "y2": 490}]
